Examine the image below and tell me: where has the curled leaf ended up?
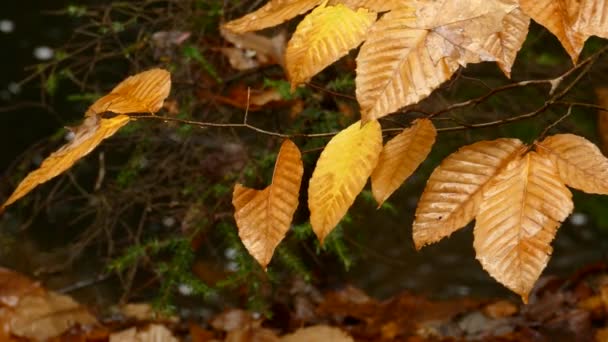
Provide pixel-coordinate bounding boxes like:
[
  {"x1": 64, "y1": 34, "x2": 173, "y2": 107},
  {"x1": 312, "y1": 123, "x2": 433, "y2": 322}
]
[
  {"x1": 85, "y1": 68, "x2": 171, "y2": 116},
  {"x1": 2, "y1": 115, "x2": 130, "y2": 210},
  {"x1": 536, "y1": 134, "x2": 608, "y2": 194},
  {"x1": 232, "y1": 140, "x2": 304, "y2": 268},
  {"x1": 308, "y1": 120, "x2": 382, "y2": 243},
  {"x1": 371, "y1": 118, "x2": 436, "y2": 206},
  {"x1": 413, "y1": 138, "x2": 524, "y2": 249},
  {"x1": 286, "y1": 3, "x2": 376, "y2": 88},
  {"x1": 474, "y1": 152, "x2": 573, "y2": 303}
]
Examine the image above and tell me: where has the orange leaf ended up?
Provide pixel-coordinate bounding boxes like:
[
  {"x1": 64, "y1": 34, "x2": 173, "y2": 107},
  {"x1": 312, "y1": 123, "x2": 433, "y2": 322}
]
[
  {"x1": 2, "y1": 115, "x2": 130, "y2": 210},
  {"x1": 232, "y1": 140, "x2": 303, "y2": 268},
  {"x1": 85, "y1": 68, "x2": 171, "y2": 116},
  {"x1": 371, "y1": 118, "x2": 436, "y2": 206},
  {"x1": 536, "y1": 134, "x2": 608, "y2": 194},
  {"x1": 413, "y1": 138, "x2": 524, "y2": 249},
  {"x1": 223, "y1": 0, "x2": 323, "y2": 34},
  {"x1": 474, "y1": 152, "x2": 573, "y2": 302}
]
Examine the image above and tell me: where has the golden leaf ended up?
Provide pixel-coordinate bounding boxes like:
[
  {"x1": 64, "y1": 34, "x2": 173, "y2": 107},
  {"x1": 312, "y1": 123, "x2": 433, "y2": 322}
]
[
  {"x1": 357, "y1": 0, "x2": 523, "y2": 122},
  {"x1": 574, "y1": 0, "x2": 608, "y2": 40},
  {"x1": 223, "y1": 0, "x2": 324, "y2": 34},
  {"x1": 308, "y1": 120, "x2": 382, "y2": 243},
  {"x1": 356, "y1": 6, "x2": 459, "y2": 123},
  {"x1": 482, "y1": 6, "x2": 530, "y2": 77},
  {"x1": 2, "y1": 115, "x2": 130, "y2": 210},
  {"x1": 286, "y1": 3, "x2": 376, "y2": 88},
  {"x1": 330, "y1": 0, "x2": 399, "y2": 12},
  {"x1": 536, "y1": 134, "x2": 608, "y2": 194},
  {"x1": 474, "y1": 152, "x2": 573, "y2": 302},
  {"x1": 371, "y1": 118, "x2": 436, "y2": 206},
  {"x1": 85, "y1": 68, "x2": 171, "y2": 117},
  {"x1": 413, "y1": 138, "x2": 524, "y2": 249},
  {"x1": 518, "y1": 0, "x2": 586, "y2": 62},
  {"x1": 232, "y1": 140, "x2": 304, "y2": 268}
]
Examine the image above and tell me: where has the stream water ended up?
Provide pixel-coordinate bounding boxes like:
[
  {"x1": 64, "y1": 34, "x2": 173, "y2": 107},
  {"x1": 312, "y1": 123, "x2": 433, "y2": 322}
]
[{"x1": 1, "y1": 1, "x2": 607, "y2": 311}]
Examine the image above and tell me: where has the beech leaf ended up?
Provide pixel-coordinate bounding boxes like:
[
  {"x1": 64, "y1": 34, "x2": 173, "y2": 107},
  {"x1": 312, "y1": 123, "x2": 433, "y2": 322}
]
[
  {"x1": 2, "y1": 115, "x2": 130, "y2": 210},
  {"x1": 223, "y1": 0, "x2": 324, "y2": 34},
  {"x1": 371, "y1": 118, "x2": 436, "y2": 207},
  {"x1": 308, "y1": 120, "x2": 382, "y2": 243},
  {"x1": 286, "y1": 3, "x2": 376, "y2": 88},
  {"x1": 536, "y1": 134, "x2": 608, "y2": 194},
  {"x1": 281, "y1": 325, "x2": 353, "y2": 342},
  {"x1": 329, "y1": 0, "x2": 399, "y2": 12},
  {"x1": 85, "y1": 68, "x2": 171, "y2": 117},
  {"x1": 474, "y1": 152, "x2": 573, "y2": 303},
  {"x1": 232, "y1": 140, "x2": 304, "y2": 268},
  {"x1": 413, "y1": 138, "x2": 524, "y2": 249}
]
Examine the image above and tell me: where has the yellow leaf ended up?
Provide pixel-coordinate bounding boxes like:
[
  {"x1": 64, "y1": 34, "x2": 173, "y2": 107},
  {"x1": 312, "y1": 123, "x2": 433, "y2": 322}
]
[
  {"x1": 371, "y1": 118, "x2": 436, "y2": 207},
  {"x1": 223, "y1": 0, "x2": 324, "y2": 34},
  {"x1": 308, "y1": 120, "x2": 382, "y2": 243},
  {"x1": 85, "y1": 68, "x2": 171, "y2": 116},
  {"x1": 413, "y1": 138, "x2": 524, "y2": 249},
  {"x1": 482, "y1": 7, "x2": 530, "y2": 77},
  {"x1": 2, "y1": 115, "x2": 130, "y2": 210},
  {"x1": 536, "y1": 134, "x2": 608, "y2": 194},
  {"x1": 519, "y1": 0, "x2": 586, "y2": 62},
  {"x1": 286, "y1": 3, "x2": 376, "y2": 88},
  {"x1": 574, "y1": 0, "x2": 608, "y2": 40},
  {"x1": 232, "y1": 140, "x2": 304, "y2": 268},
  {"x1": 474, "y1": 152, "x2": 573, "y2": 303},
  {"x1": 330, "y1": 0, "x2": 398, "y2": 12}
]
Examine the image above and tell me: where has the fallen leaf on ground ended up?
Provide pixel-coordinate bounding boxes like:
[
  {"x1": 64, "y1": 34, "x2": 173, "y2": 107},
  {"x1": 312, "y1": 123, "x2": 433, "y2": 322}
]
[
  {"x1": 281, "y1": 325, "x2": 353, "y2": 342},
  {"x1": 109, "y1": 324, "x2": 178, "y2": 342}
]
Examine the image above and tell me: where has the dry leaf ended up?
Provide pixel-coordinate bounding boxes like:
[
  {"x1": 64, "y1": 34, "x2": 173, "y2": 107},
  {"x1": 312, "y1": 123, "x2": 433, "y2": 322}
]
[
  {"x1": 226, "y1": 327, "x2": 280, "y2": 342},
  {"x1": 285, "y1": 3, "x2": 376, "y2": 87},
  {"x1": 518, "y1": 0, "x2": 608, "y2": 62},
  {"x1": 2, "y1": 115, "x2": 130, "y2": 210},
  {"x1": 308, "y1": 120, "x2": 382, "y2": 243},
  {"x1": 0, "y1": 267, "x2": 44, "y2": 307},
  {"x1": 331, "y1": 0, "x2": 399, "y2": 12},
  {"x1": 413, "y1": 138, "x2": 524, "y2": 249},
  {"x1": 474, "y1": 152, "x2": 573, "y2": 302},
  {"x1": 537, "y1": 134, "x2": 608, "y2": 194},
  {"x1": 85, "y1": 68, "x2": 171, "y2": 116},
  {"x1": 211, "y1": 309, "x2": 255, "y2": 332},
  {"x1": 220, "y1": 27, "x2": 286, "y2": 68},
  {"x1": 281, "y1": 325, "x2": 353, "y2": 342},
  {"x1": 223, "y1": 0, "x2": 324, "y2": 34},
  {"x1": 109, "y1": 324, "x2": 178, "y2": 342},
  {"x1": 10, "y1": 291, "x2": 97, "y2": 340},
  {"x1": 233, "y1": 140, "x2": 304, "y2": 268},
  {"x1": 371, "y1": 118, "x2": 436, "y2": 206}
]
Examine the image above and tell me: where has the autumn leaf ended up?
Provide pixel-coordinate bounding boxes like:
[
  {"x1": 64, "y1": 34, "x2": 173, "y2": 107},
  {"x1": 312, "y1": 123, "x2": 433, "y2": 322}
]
[
  {"x1": 308, "y1": 120, "x2": 382, "y2": 243},
  {"x1": 356, "y1": 0, "x2": 525, "y2": 122},
  {"x1": 474, "y1": 152, "x2": 573, "y2": 302},
  {"x1": 371, "y1": 118, "x2": 436, "y2": 207},
  {"x1": 536, "y1": 134, "x2": 608, "y2": 194},
  {"x1": 329, "y1": 0, "x2": 398, "y2": 12},
  {"x1": 596, "y1": 87, "x2": 608, "y2": 154},
  {"x1": 85, "y1": 68, "x2": 171, "y2": 117},
  {"x1": 518, "y1": 0, "x2": 608, "y2": 62},
  {"x1": 1, "y1": 115, "x2": 130, "y2": 210},
  {"x1": 232, "y1": 140, "x2": 304, "y2": 268},
  {"x1": 281, "y1": 325, "x2": 353, "y2": 342},
  {"x1": 413, "y1": 138, "x2": 525, "y2": 249},
  {"x1": 285, "y1": 3, "x2": 376, "y2": 88},
  {"x1": 223, "y1": 0, "x2": 324, "y2": 34}
]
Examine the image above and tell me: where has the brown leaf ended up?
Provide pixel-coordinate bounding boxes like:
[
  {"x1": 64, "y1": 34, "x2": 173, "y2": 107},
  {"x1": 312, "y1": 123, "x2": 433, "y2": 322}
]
[
  {"x1": 233, "y1": 140, "x2": 303, "y2": 268},
  {"x1": 223, "y1": 0, "x2": 324, "y2": 34},
  {"x1": 0, "y1": 267, "x2": 44, "y2": 307},
  {"x1": 220, "y1": 27, "x2": 286, "y2": 68},
  {"x1": 371, "y1": 118, "x2": 436, "y2": 206},
  {"x1": 308, "y1": 120, "x2": 382, "y2": 243},
  {"x1": 413, "y1": 138, "x2": 524, "y2": 249},
  {"x1": 10, "y1": 291, "x2": 97, "y2": 340},
  {"x1": 85, "y1": 68, "x2": 171, "y2": 117},
  {"x1": 2, "y1": 115, "x2": 130, "y2": 210},
  {"x1": 280, "y1": 325, "x2": 353, "y2": 342},
  {"x1": 537, "y1": 134, "x2": 608, "y2": 194},
  {"x1": 109, "y1": 324, "x2": 178, "y2": 342},
  {"x1": 211, "y1": 309, "x2": 254, "y2": 332},
  {"x1": 596, "y1": 87, "x2": 608, "y2": 155},
  {"x1": 474, "y1": 152, "x2": 573, "y2": 302},
  {"x1": 285, "y1": 3, "x2": 376, "y2": 87}
]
